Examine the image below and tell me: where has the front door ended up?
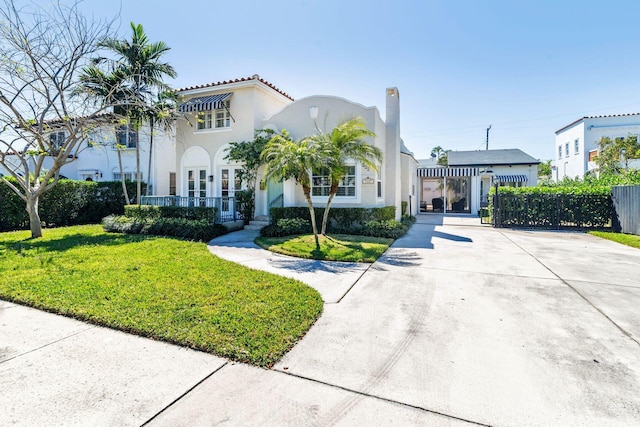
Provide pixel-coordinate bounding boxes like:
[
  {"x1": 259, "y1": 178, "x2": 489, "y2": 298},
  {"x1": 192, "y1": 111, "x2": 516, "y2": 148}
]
[
  {"x1": 220, "y1": 168, "x2": 241, "y2": 214},
  {"x1": 187, "y1": 169, "x2": 207, "y2": 206}
]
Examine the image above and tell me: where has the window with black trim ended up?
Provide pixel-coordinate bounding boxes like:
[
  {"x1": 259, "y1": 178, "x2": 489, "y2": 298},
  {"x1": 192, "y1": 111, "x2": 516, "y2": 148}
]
[
  {"x1": 50, "y1": 131, "x2": 65, "y2": 150},
  {"x1": 312, "y1": 166, "x2": 356, "y2": 197},
  {"x1": 116, "y1": 124, "x2": 137, "y2": 148}
]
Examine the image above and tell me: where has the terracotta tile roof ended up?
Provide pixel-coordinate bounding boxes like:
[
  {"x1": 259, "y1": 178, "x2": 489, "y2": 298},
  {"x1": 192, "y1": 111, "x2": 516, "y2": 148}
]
[
  {"x1": 176, "y1": 74, "x2": 294, "y2": 101},
  {"x1": 556, "y1": 112, "x2": 640, "y2": 134}
]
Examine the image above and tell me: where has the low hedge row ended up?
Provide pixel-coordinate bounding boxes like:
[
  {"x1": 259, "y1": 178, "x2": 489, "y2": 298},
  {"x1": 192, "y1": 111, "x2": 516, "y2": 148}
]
[
  {"x1": 261, "y1": 214, "x2": 415, "y2": 239},
  {"x1": 102, "y1": 215, "x2": 228, "y2": 242},
  {"x1": 124, "y1": 204, "x2": 217, "y2": 222},
  {"x1": 269, "y1": 206, "x2": 396, "y2": 232},
  {"x1": 0, "y1": 179, "x2": 142, "y2": 232}
]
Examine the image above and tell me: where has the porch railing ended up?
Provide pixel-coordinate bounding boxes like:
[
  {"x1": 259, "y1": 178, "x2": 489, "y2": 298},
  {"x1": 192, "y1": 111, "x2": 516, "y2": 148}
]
[{"x1": 140, "y1": 196, "x2": 237, "y2": 223}]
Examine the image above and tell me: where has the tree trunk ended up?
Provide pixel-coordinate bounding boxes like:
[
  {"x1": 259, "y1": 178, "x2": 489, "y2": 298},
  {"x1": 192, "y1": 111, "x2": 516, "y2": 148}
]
[
  {"x1": 117, "y1": 149, "x2": 130, "y2": 205},
  {"x1": 26, "y1": 195, "x2": 42, "y2": 239},
  {"x1": 321, "y1": 182, "x2": 340, "y2": 235},
  {"x1": 302, "y1": 185, "x2": 320, "y2": 249},
  {"x1": 146, "y1": 118, "x2": 154, "y2": 197},
  {"x1": 136, "y1": 129, "x2": 141, "y2": 205}
]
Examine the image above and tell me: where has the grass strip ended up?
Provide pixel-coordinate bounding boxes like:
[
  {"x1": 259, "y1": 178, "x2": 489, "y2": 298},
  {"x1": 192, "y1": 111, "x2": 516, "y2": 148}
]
[
  {"x1": 0, "y1": 225, "x2": 323, "y2": 367},
  {"x1": 255, "y1": 234, "x2": 392, "y2": 263},
  {"x1": 589, "y1": 230, "x2": 640, "y2": 249}
]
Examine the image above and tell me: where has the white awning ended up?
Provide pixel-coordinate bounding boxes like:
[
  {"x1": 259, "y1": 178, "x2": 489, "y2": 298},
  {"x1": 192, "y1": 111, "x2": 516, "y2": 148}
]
[
  {"x1": 494, "y1": 174, "x2": 528, "y2": 183},
  {"x1": 417, "y1": 167, "x2": 478, "y2": 177},
  {"x1": 178, "y1": 92, "x2": 232, "y2": 113}
]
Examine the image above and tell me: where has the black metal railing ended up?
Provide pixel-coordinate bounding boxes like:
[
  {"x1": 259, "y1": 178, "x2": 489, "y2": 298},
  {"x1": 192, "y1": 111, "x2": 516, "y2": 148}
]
[{"x1": 140, "y1": 196, "x2": 237, "y2": 223}]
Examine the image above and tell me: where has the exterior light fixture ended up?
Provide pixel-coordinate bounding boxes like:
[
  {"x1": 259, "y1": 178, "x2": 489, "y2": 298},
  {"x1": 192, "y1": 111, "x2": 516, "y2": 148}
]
[{"x1": 208, "y1": 175, "x2": 214, "y2": 182}]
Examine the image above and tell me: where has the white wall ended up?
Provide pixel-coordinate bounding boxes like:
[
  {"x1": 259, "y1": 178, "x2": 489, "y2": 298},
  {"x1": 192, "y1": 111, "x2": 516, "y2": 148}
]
[
  {"x1": 175, "y1": 80, "x2": 291, "y2": 203},
  {"x1": 554, "y1": 114, "x2": 640, "y2": 180}
]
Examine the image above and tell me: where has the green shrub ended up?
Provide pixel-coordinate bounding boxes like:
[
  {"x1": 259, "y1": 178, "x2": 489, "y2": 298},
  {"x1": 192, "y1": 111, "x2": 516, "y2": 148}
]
[
  {"x1": 490, "y1": 182, "x2": 613, "y2": 228},
  {"x1": 102, "y1": 215, "x2": 227, "y2": 242},
  {"x1": 124, "y1": 204, "x2": 216, "y2": 222},
  {"x1": 260, "y1": 218, "x2": 311, "y2": 237},
  {"x1": 235, "y1": 189, "x2": 255, "y2": 224},
  {"x1": 0, "y1": 179, "x2": 140, "y2": 231},
  {"x1": 269, "y1": 206, "x2": 396, "y2": 233},
  {"x1": 261, "y1": 211, "x2": 415, "y2": 239}
]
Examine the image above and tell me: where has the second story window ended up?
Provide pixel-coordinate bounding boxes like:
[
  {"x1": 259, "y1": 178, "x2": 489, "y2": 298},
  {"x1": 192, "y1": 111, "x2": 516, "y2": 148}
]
[
  {"x1": 574, "y1": 139, "x2": 579, "y2": 155},
  {"x1": 197, "y1": 100, "x2": 231, "y2": 130},
  {"x1": 558, "y1": 145, "x2": 562, "y2": 159},
  {"x1": 50, "y1": 131, "x2": 66, "y2": 150},
  {"x1": 116, "y1": 124, "x2": 137, "y2": 149},
  {"x1": 565, "y1": 142, "x2": 569, "y2": 158}
]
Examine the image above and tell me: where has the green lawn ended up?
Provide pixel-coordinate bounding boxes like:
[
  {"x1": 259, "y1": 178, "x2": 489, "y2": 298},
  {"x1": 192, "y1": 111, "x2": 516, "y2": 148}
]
[
  {"x1": 589, "y1": 231, "x2": 640, "y2": 249},
  {"x1": 0, "y1": 225, "x2": 323, "y2": 367},
  {"x1": 255, "y1": 234, "x2": 393, "y2": 262}
]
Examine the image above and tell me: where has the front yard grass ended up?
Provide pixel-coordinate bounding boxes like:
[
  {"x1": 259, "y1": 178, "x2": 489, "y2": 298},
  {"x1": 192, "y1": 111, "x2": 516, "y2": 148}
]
[
  {"x1": 255, "y1": 234, "x2": 393, "y2": 262},
  {"x1": 0, "y1": 225, "x2": 323, "y2": 367},
  {"x1": 589, "y1": 231, "x2": 640, "y2": 249}
]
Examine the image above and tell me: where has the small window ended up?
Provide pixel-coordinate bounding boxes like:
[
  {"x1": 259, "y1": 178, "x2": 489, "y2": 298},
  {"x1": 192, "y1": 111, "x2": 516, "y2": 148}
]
[
  {"x1": 565, "y1": 142, "x2": 569, "y2": 158},
  {"x1": 113, "y1": 172, "x2": 133, "y2": 181},
  {"x1": 50, "y1": 131, "x2": 66, "y2": 150},
  {"x1": 377, "y1": 171, "x2": 383, "y2": 198},
  {"x1": 116, "y1": 124, "x2": 137, "y2": 148},
  {"x1": 558, "y1": 146, "x2": 562, "y2": 159},
  {"x1": 196, "y1": 100, "x2": 230, "y2": 130},
  {"x1": 574, "y1": 139, "x2": 579, "y2": 155},
  {"x1": 169, "y1": 172, "x2": 176, "y2": 195}
]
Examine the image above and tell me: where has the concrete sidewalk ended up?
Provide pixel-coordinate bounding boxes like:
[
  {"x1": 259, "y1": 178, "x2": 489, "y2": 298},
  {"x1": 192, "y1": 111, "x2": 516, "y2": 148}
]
[{"x1": 2, "y1": 215, "x2": 640, "y2": 426}]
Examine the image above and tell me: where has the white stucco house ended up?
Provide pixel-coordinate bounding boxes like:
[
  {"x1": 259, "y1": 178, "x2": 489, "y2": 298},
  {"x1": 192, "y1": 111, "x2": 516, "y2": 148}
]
[
  {"x1": 553, "y1": 113, "x2": 640, "y2": 181},
  {"x1": 417, "y1": 149, "x2": 539, "y2": 215},
  {"x1": 0, "y1": 122, "x2": 175, "y2": 196},
  {"x1": 172, "y1": 75, "x2": 418, "y2": 220}
]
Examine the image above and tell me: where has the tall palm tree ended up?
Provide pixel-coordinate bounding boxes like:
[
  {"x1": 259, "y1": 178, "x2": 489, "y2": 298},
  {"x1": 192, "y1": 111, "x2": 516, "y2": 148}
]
[
  {"x1": 310, "y1": 117, "x2": 381, "y2": 235},
  {"x1": 261, "y1": 129, "x2": 329, "y2": 249},
  {"x1": 144, "y1": 91, "x2": 178, "y2": 197},
  {"x1": 98, "y1": 22, "x2": 176, "y2": 203},
  {"x1": 78, "y1": 66, "x2": 133, "y2": 204}
]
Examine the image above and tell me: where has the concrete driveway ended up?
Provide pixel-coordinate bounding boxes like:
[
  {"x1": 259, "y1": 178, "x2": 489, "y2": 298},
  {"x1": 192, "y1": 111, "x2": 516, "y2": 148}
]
[{"x1": 2, "y1": 215, "x2": 639, "y2": 426}]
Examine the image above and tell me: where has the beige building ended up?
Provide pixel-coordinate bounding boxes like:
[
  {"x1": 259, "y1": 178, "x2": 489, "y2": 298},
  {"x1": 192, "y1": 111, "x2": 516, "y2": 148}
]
[{"x1": 174, "y1": 75, "x2": 418, "y2": 220}]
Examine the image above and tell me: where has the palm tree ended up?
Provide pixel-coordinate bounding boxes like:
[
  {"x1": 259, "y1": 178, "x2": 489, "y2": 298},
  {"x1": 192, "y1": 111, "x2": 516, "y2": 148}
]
[
  {"x1": 98, "y1": 22, "x2": 176, "y2": 203},
  {"x1": 310, "y1": 117, "x2": 381, "y2": 235},
  {"x1": 261, "y1": 130, "x2": 329, "y2": 249},
  {"x1": 144, "y1": 91, "x2": 178, "y2": 197},
  {"x1": 78, "y1": 66, "x2": 133, "y2": 204}
]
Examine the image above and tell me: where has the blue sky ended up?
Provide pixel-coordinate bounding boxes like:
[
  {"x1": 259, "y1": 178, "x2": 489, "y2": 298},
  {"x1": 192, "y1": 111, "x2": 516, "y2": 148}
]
[{"x1": 76, "y1": 0, "x2": 640, "y2": 161}]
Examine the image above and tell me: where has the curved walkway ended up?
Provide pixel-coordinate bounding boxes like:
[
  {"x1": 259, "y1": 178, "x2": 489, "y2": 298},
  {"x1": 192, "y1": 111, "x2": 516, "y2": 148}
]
[{"x1": 2, "y1": 215, "x2": 640, "y2": 426}]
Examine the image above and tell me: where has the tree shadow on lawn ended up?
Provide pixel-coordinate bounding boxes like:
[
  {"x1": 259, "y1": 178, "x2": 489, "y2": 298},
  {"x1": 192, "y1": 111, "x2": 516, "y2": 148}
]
[{"x1": 1, "y1": 232, "x2": 155, "y2": 254}]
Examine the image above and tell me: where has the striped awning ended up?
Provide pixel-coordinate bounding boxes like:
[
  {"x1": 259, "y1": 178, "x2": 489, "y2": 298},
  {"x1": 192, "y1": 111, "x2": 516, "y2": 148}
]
[
  {"x1": 495, "y1": 174, "x2": 528, "y2": 183},
  {"x1": 178, "y1": 93, "x2": 232, "y2": 113},
  {"x1": 417, "y1": 167, "x2": 478, "y2": 178}
]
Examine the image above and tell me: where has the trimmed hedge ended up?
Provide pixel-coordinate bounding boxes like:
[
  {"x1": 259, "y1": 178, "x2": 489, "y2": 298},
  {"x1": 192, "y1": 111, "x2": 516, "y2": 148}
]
[
  {"x1": 0, "y1": 179, "x2": 142, "y2": 232},
  {"x1": 269, "y1": 206, "x2": 396, "y2": 232},
  {"x1": 490, "y1": 185, "x2": 612, "y2": 229},
  {"x1": 102, "y1": 215, "x2": 228, "y2": 242},
  {"x1": 261, "y1": 209, "x2": 415, "y2": 239},
  {"x1": 124, "y1": 204, "x2": 217, "y2": 222}
]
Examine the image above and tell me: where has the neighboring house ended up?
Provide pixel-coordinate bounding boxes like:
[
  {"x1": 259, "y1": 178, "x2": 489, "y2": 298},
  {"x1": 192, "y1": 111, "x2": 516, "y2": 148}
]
[
  {"x1": 173, "y1": 75, "x2": 418, "y2": 220},
  {"x1": 417, "y1": 149, "x2": 539, "y2": 215},
  {"x1": 0, "y1": 121, "x2": 175, "y2": 196},
  {"x1": 553, "y1": 113, "x2": 640, "y2": 181}
]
